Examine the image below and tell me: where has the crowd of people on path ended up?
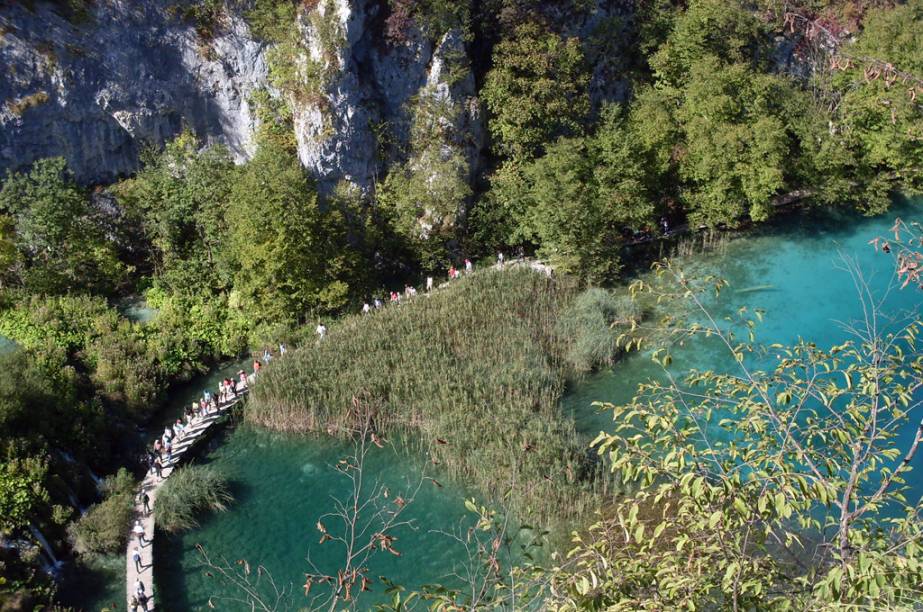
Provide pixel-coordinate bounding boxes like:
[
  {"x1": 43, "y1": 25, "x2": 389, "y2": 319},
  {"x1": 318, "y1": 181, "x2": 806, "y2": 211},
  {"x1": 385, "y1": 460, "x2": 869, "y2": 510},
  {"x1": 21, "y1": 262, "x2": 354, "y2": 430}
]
[
  {"x1": 142, "y1": 352, "x2": 284, "y2": 482},
  {"x1": 128, "y1": 344, "x2": 294, "y2": 610},
  {"x1": 358, "y1": 254, "x2": 507, "y2": 315}
]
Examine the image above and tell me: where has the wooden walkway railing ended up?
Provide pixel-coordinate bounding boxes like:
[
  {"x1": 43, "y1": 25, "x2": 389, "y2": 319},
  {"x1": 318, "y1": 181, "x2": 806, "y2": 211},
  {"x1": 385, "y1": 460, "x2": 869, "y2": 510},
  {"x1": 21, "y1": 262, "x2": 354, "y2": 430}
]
[{"x1": 125, "y1": 394, "x2": 245, "y2": 611}]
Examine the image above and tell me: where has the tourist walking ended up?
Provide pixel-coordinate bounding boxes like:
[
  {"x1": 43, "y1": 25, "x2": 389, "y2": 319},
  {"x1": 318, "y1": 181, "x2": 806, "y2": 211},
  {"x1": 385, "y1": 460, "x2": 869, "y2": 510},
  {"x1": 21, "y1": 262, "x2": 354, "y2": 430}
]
[
  {"x1": 497, "y1": 251, "x2": 505, "y2": 267},
  {"x1": 262, "y1": 348, "x2": 272, "y2": 363},
  {"x1": 132, "y1": 519, "x2": 146, "y2": 546},
  {"x1": 374, "y1": 297, "x2": 383, "y2": 309},
  {"x1": 153, "y1": 457, "x2": 163, "y2": 479},
  {"x1": 142, "y1": 491, "x2": 151, "y2": 515},
  {"x1": 316, "y1": 322, "x2": 327, "y2": 339},
  {"x1": 426, "y1": 276, "x2": 433, "y2": 292},
  {"x1": 129, "y1": 594, "x2": 139, "y2": 612},
  {"x1": 465, "y1": 258, "x2": 472, "y2": 274},
  {"x1": 132, "y1": 546, "x2": 142, "y2": 572},
  {"x1": 279, "y1": 342, "x2": 287, "y2": 356},
  {"x1": 448, "y1": 266, "x2": 457, "y2": 280}
]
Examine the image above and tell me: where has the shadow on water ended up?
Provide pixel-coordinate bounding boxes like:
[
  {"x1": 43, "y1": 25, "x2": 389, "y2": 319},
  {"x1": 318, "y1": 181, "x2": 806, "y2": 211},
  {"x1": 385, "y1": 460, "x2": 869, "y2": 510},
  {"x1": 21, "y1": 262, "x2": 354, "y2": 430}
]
[
  {"x1": 57, "y1": 553, "x2": 125, "y2": 612},
  {"x1": 152, "y1": 477, "x2": 255, "y2": 612}
]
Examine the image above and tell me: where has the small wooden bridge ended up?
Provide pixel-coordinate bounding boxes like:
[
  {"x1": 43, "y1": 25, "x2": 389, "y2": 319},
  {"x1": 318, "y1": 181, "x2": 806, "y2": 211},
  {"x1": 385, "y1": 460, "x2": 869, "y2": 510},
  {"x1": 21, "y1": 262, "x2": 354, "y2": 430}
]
[{"x1": 125, "y1": 393, "x2": 245, "y2": 610}]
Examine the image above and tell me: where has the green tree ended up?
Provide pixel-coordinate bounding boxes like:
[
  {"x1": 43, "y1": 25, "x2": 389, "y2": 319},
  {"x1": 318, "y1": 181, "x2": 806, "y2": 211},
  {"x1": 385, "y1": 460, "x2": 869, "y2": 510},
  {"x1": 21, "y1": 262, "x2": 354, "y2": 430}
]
[
  {"x1": 226, "y1": 143, "x2": 353, "y2": 323},
  {"x1": 677, "y1": 59, "x2": 799, "y2": 225},
  {"x1": 115, "y1": 132, "x2": 236, "y2": 291},
  {"x1": 512, "y1": 108, "x2": 657, "y2": 281},
  {"x1": 0, "y1": 158, "x2": 126, "y2": 294},
  {"x1": 482, "y1": 21, "x2": 590, "y2": 160},
  {"x1": 0, "y1": 459, "x2": 48, "y2": 536},
  {"x1": 0, "y1": 215, "x2": 20, "y2": 286},
  {"x1": 378, "y1": 149, "x2": 471, "y2": 271},
  {"x1": 821, "y1": 1, "x2": 923, "y2": 213},
  {"x1": 378, "y1": 91, "x2": 473, "y2": 270},
  {"x1": 648, "y1": 0, "x2": 769, "y2": 88}
]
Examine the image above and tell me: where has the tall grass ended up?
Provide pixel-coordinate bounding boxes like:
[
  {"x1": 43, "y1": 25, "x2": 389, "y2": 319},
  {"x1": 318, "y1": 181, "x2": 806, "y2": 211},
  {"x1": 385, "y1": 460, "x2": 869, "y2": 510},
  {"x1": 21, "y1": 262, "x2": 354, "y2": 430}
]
[
  {"x1": 556, "y1": 288, "x2": 641, "y2": 374},
  {"x1": 156, "y1": 465, "x2": 233, "y2": 533},
  {"x1": 249, "y1": 268, "x2": 632, "y2": 524}
]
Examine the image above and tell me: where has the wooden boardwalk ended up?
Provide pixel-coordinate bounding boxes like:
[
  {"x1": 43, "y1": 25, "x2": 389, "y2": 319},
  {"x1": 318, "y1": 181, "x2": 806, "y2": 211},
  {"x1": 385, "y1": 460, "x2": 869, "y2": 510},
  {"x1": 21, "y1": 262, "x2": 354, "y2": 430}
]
[{"x1": 125, "y1": 395, "x2": 245, "y2": 611}]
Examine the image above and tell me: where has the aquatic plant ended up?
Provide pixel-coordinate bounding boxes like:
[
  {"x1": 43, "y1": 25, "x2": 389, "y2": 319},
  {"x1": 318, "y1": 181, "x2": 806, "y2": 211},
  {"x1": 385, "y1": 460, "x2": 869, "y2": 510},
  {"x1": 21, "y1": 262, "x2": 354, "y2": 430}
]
[
  {"x1": 556, "y1": 287, "x2": 640, "y2": 373},
  {"x1": 248, "y1": 267, "x2": 628, "y2": 524},
  {"x1": 156, "y1": 465, "x2": 233, "y2": 533}
]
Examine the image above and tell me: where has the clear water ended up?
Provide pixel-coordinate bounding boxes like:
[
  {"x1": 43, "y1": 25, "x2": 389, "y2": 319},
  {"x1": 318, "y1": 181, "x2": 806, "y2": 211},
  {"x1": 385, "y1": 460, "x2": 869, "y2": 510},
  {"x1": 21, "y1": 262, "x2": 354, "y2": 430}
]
[
  {"x1": 0, "y1": 334, "x2": 16, "y2": 354},
  {"x1": 79, "y1": 200, "x2": 923, "y2": 610},
  {"x1": 119, "y1": 298, "x2": 158, "y2": 324},
  {"x1": 563, "y1": 198, "x2": 923, "y2": 494},
  {"x1": 153, "y1": 427, "x2": 483, "y2": 610}
]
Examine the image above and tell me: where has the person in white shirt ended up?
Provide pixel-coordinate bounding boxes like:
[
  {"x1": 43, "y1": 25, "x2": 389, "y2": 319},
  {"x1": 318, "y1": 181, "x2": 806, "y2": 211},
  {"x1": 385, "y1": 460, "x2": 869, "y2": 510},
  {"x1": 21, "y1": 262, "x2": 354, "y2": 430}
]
[
  {"x1": 132, "y1": 520, "x2": 146, "y2": 546},
  {"x1": 316, "y1": 323, "x2": 327, "y2": 339}
]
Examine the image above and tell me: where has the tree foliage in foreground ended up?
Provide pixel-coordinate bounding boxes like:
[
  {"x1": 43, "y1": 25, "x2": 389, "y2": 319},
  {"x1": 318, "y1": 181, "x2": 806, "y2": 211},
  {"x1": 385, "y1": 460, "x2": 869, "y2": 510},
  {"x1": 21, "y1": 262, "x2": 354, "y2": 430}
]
[{"x1": 549, "y1": 262, "x2": 923, "y2": 610}]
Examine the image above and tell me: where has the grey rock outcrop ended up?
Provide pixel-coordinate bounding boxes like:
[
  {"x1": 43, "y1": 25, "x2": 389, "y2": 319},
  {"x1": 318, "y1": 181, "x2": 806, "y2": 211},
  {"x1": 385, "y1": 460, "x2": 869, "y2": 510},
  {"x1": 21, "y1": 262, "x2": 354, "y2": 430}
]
[
  {"x1": 289, "y1": 0, "x2": 484, "y2": 194},
  {"x1": 0, "y1": 1, "x2": 268, "y2": 184}
]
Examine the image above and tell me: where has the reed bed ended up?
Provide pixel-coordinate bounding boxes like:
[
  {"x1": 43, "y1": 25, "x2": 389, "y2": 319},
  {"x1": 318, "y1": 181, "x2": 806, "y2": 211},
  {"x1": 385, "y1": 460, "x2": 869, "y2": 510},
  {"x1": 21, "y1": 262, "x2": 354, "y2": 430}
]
[
  {"x1": 248, "y1": 268, "x2": 622, "y2": 524},
  {"x1": 156, "y1": 465, "x2": 233, "y2": 533}
]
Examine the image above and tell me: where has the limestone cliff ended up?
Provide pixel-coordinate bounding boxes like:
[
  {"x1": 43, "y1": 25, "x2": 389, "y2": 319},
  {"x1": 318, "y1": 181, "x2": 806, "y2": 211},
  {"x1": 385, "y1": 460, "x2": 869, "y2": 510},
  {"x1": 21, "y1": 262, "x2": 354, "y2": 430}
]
[
  {"x1": 0, "y1": 1, "x2": 269, "y2": 183},
  {"x1": 0, "y1": 0, "x2": 486, "y2": 192},
  {"x1": 1, "y1": 0, "x2": 634, "y2": 193}
]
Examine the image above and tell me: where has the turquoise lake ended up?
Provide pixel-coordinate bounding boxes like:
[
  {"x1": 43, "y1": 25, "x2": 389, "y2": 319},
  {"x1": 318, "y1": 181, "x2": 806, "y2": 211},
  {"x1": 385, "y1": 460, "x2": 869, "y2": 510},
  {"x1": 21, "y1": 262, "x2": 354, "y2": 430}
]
[{"x1": 81, "y1": 199, "x2": 923, "y2": 610}]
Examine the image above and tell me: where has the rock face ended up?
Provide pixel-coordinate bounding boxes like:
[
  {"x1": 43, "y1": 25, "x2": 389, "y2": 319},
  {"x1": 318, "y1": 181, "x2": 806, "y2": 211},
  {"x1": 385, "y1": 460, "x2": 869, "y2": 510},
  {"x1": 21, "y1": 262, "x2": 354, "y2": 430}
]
[
  {"x1": 0, "y1": 0, "x2": 630, "y2": 192},
  {"x1": 0, "y1": 1, "x2": 269, "y2": 184},
  {"x1": 290, "y1": 0, "x2": 483, "y2": 194}
]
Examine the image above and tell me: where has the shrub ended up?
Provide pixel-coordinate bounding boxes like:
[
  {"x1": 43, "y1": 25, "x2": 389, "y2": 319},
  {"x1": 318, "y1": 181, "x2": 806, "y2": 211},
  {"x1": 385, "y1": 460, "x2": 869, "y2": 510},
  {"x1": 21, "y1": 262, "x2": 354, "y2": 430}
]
[
  {"x1": 5, "y1": 91, "x2": 49, "y2": 117},
  {"x1": 85, "y1": 315, "x2": 164, "y2": 416},
  {"x1": 557, "y1": 288, "x2": 641, "y2": 373},
  {"x1": 0, "y1": 293, "x2": 110, "y2": 354},
  {"x1": 68, "y1": 469, "x2": 135, "y2": 555},
  {"x1": 156, "y1": 465, "x2": 232, "y2": 533}
]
